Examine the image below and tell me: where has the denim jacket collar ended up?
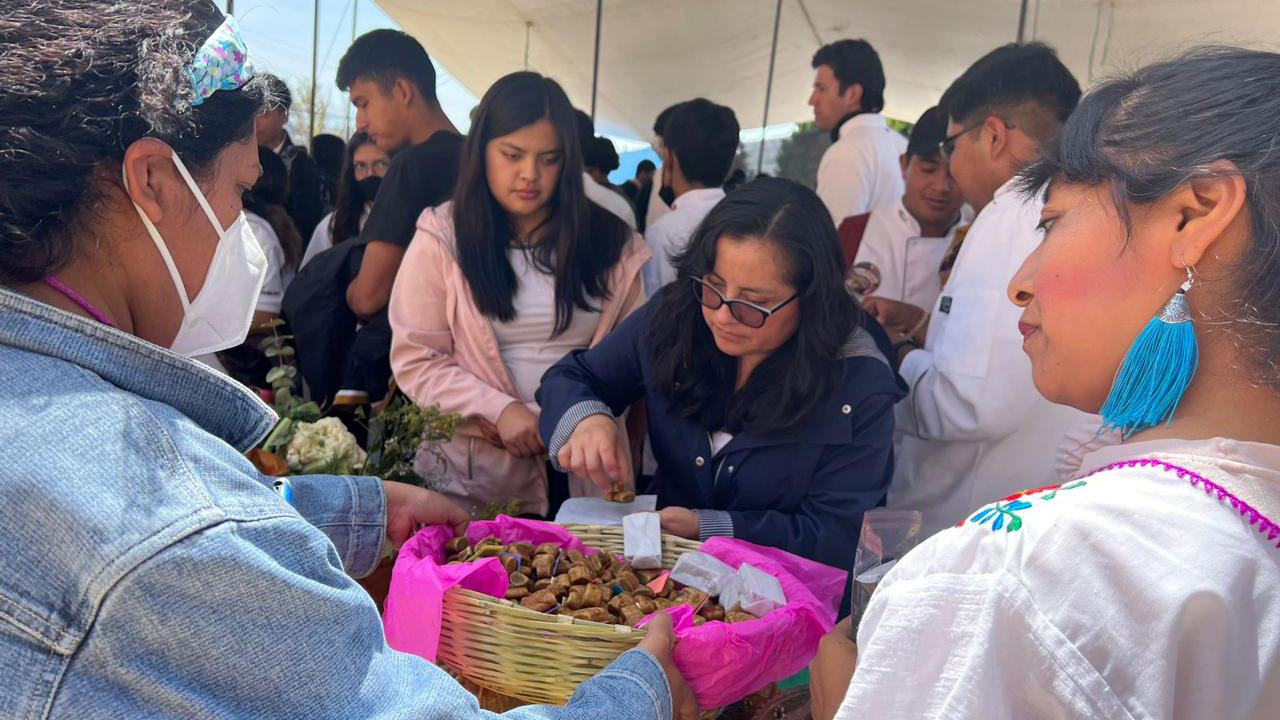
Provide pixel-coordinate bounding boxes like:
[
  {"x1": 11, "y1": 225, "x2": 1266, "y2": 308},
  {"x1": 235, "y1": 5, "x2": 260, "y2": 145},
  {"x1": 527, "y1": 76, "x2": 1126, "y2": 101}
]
[{"x1": 0, "y1": 285, "x2": 276, "y2": 451}]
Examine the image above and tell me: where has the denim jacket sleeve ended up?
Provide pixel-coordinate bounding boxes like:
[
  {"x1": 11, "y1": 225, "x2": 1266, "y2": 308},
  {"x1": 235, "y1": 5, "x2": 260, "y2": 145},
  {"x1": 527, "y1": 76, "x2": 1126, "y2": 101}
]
[
  {"x1": 49, "y1": 511, "x2": 673, "y2": 720},
  {"x1": 285, "y1": 473, "x2": 386, "y2": 579}
]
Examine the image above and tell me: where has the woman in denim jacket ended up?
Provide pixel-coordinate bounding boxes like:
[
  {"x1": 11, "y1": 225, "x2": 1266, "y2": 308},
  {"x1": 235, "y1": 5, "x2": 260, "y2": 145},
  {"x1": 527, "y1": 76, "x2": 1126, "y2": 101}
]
[{"x1": 0, "y1": 2, "x2": 692, "y2": 719}]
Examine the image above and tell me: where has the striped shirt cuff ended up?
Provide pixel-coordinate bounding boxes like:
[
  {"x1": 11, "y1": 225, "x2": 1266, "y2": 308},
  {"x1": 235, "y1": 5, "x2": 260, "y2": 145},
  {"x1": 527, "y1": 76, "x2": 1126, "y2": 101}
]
[
  {"x1": 548, "y1": 400, "x2": 614, "y2": 471},
  {"x1": 695, "y1": 509, "x2": 735, "y2": 541}
]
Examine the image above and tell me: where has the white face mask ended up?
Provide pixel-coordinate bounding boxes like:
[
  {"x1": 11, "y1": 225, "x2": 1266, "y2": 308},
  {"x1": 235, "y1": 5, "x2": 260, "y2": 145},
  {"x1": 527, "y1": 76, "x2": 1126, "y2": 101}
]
[{"x1": 123, "y1": 151, "x2": 267, "y2": 356}]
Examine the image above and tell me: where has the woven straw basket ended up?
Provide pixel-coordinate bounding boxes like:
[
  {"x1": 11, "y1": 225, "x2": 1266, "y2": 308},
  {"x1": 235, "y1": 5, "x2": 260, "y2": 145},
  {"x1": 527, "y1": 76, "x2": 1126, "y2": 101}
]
[{"x1": 436, "y1": 523, "x2": 703, "y2": 706}]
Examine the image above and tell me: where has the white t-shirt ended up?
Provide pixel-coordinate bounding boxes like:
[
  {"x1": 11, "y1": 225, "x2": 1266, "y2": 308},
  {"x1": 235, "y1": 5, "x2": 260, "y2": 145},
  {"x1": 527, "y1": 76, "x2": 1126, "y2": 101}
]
[
  {"x1": 301, "y1": 206, "x2": 370, "y2": 269},
  {"x1": 889, "y1": 177, "x2": 1090, "y2": 537},
  {"x1": 837, "y1": 437, "x2": 1280, "y2": 720},
  {"x1": 853, "y1": 198, "x2": 959, "y2": 312},
  {"x1": 245, "y1": 211, "x2": 295, "y2": 314},
  {"x1": 583, "y1": 173, "x2": 637, "y2": 230},
  {"x1": 642, "y1": 187, "x2": 726, "y2": 295},
  {"x1": 491, "y1": 248, "x2": 600, "y2": 403},
  {"x1": 815, "y1": 113, "x2": 907, "y2": 225}
]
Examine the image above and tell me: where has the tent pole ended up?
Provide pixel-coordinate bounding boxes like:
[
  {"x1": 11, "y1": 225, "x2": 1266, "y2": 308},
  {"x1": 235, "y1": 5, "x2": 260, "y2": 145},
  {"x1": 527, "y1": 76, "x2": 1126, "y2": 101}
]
[
  {"x1": 309, "y1": 0, "x2": 320, "y2": 143},
  {"x1": 590, "y1": 0, "x2": 602, "y2": 121},
  {"x1": 524, "y1": 21, "x2": 532, "y2": 70},
  {"x1": 757, "y1": 0, "x2": 783, "y2": 175},
  {"x1": 1016, "y1": 0, "x2": 1030, "y2": 42},
  {"x1": 346, "y1": 0, "x2": 358, "y2": 136}
]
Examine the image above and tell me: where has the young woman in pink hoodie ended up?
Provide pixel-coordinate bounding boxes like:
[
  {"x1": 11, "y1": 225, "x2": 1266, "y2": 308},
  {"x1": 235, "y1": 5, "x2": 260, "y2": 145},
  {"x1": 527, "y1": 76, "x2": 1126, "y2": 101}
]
[{"x1": 388, "y1": 72, "x2": 649, "y2": 518}]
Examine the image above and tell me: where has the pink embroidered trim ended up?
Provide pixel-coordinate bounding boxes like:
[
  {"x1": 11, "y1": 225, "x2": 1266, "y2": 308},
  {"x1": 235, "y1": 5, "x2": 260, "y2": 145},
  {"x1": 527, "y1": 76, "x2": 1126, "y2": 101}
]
[{"x1": 1081, "y1": 457, "x2": 1280, "y2": 549}]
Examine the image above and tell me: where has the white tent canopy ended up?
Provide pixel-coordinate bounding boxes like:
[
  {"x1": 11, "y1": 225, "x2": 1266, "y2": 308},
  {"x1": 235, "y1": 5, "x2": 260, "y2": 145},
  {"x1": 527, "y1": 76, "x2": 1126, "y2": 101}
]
[{"x1": 374, "y1": 0, "x2": 1280, "y2": 140}]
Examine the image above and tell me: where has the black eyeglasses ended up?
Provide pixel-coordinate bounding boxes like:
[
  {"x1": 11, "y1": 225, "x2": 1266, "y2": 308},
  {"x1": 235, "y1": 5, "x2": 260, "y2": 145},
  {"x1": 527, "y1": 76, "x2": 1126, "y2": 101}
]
[
  {"x1": 691, "y1": 277, "x2": 797, "y2": 329},
  {"x1": 941, "y1": 118, "x2": 1016, "y2": 157}
]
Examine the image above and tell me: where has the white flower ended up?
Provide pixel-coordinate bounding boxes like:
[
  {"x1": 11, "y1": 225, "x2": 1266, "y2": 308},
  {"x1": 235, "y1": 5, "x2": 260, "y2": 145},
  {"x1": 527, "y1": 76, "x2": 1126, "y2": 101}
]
[{"x1": 285, "y1": 416, "x2": 368, "y2": 472}]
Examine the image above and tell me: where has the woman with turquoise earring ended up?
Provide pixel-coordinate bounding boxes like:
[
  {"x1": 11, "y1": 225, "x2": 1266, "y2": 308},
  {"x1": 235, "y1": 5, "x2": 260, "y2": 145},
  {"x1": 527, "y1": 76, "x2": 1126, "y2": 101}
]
[{"x1": 808, "y1": 46, "x2": 1280, "y2": 720}]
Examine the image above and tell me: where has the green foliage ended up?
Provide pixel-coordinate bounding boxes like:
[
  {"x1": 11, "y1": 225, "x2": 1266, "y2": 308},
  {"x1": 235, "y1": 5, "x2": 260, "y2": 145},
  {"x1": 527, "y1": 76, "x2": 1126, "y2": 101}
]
[
  {"x1": 258, "y1": 319, "x2": 319, "y2": 453},
  {"x1": 773, "y1": 123, "x2": 828, "y2": 190},
  {"x1": 473, "y1": 498, "x2": 523, "y2": 521},
  {"x1": 886, "y1": 117, "x2": 915, "y2": 138},
  {"x1": 361, "y1": 395, "x2": 460, "y2": 487}
]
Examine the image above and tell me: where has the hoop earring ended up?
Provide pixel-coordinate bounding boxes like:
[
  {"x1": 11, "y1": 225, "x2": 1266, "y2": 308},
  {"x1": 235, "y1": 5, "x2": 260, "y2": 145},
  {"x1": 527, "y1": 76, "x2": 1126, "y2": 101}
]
[{"x1": 1099, "y1": 267, "x2": 1199, "y2": 438}]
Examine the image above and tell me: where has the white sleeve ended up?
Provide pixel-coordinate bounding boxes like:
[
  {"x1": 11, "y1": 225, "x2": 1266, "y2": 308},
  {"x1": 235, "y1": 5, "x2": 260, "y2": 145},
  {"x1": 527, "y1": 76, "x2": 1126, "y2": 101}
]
[
  {"x1": 835, "y1": 570, "x2": 1130, "y2": 720},
  {"x1": 641, "y1": 217, "x2": 675, "y2": 296},
  {"x1": 247, "y1": 215, "x2": 286, "y2": 314},
  {"x1": 816, "y1": 141, "x2": 874, "y2": 225},
  {"x1": 300, "y1": 212, "x2": 335, "y2": 269},
  {"x1": 893, "y1": 214, "x2": 1039, "y2": 442}
]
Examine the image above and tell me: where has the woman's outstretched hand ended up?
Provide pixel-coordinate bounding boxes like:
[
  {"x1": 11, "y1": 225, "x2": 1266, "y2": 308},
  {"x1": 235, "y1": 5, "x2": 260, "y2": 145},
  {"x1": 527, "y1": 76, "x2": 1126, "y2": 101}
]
[{"x1": 558, "y1": 413, "x2": 632, "y2": 491}]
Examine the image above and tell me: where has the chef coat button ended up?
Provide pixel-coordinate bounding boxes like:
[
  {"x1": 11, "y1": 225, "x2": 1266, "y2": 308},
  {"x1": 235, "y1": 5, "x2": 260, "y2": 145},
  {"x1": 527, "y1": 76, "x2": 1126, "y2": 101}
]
[
  {"x1": 841, "y1": 404, "x2": 852, "y2": 414},
  {"x1": 695, "y1": 456, "x2": 705, "y2": 467}
]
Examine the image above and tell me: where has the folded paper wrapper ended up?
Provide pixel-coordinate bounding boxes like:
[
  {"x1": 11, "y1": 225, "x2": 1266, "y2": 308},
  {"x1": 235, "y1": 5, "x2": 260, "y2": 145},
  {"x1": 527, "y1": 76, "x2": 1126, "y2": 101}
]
[
  {"x1": 669, "y1": 550, "x2": 736, "y2": 596},
  {"x1": 382, "y1": 515, "x2": 845, "y2": 710},
  {"x1": 622, "y1": 511, "x2": 663, "y2": 570},
  {"x1": 720, "y1": 562, "x2": 788, "y2": 617}
]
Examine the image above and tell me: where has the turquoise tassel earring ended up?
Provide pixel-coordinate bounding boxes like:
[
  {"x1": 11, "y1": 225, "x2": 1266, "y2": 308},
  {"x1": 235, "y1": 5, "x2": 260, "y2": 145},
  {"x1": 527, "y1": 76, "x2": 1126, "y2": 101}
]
[{"x1": 1099, "y1": 268, "x2": 1199, "y2": 438}]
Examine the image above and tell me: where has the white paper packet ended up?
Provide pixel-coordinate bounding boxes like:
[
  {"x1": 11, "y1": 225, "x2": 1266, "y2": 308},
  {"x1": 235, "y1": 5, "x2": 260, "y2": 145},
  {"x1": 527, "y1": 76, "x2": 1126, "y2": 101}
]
[
  {"x1": 622, "y1": 511, "x2": 663, "y2": 569},
  {"x1": 722, "y1": 562, "x2": 786, "y2": 616},
  {"x1": 669, "y1": 551, "x2": 735, "y2": 595}
]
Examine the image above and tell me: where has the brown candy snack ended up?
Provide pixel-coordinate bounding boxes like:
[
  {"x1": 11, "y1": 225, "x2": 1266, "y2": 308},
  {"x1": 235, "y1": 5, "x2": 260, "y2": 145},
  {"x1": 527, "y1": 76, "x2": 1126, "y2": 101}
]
[
  {"x1": 700, "y1": 603, "x2": 725, "y2": 622},
  {"x1": 535, "y1": 542, "x2": 560, "y2": 556},
  {"x1": 505, "y1": 586, "x2": 530, "y2": 600},
  {"x1": 635, "y1": 596, "x2": 658, "y2": 614},
  {"x1": 568, "y1": 607, "x2": 614, "y2": 623},
  {"x1": 531, "y1": 554, "x2": 555, "y2": 580},
  {"x1": 725, "y1": 610, "x2": 759, "y2": 624},
  {"x1": 520, "y1": 589, "x2": 559, "y2": 613},
  {"x1": 507, "y1": 542, "x2": 534, "y2": 560},
  {"x1": 564, "y1": 586, "x2": 587, "y2": 610},
  {"x1": 444, "y1": 536, "x2": 470, "y2": 555},
  {"x1": 567, "y1": 564, "x2": 593, "y2": 586},
  {"x1": 500, "y1": 554, "x2": 521, "y2": 575},
  {"x1": 619, "y1": 605, "x2": 646, "y2": 626},
  {"x1": 581, "y1": 583, "x2": 609, "y2": 608},
  {"x1": 607, "y1": 591, "x2": 635, "y2": 614}
]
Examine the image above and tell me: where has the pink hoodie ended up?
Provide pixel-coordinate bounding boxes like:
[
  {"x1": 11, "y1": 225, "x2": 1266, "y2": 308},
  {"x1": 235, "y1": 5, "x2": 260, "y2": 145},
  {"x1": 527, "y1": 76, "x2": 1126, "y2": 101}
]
[{"x1": 389, "y1": 202, "x2": 650, "y2": 516}]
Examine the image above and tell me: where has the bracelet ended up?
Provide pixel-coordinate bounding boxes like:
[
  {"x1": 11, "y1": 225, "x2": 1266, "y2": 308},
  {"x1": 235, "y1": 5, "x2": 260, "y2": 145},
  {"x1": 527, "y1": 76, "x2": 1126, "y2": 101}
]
[{"x1": 892, "y1": 339, "x2": 920, "y2": 367}]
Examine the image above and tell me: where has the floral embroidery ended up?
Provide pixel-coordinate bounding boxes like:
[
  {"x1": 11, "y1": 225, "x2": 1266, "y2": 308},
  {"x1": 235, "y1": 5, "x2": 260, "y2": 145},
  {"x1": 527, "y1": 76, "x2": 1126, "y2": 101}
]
[{"x1": 957, "y1": 480, "x2": 1088, "y2": 533}]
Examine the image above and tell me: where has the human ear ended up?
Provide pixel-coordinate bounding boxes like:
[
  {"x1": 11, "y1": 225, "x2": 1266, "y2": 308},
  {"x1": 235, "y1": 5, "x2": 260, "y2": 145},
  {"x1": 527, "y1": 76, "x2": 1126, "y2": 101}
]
[
  {"x1": 1163, "y1": 160, "x2": 1248, "y2": 271},
  {"x1": 121, "y1": 137, "x2": 182, "y2": 225}
]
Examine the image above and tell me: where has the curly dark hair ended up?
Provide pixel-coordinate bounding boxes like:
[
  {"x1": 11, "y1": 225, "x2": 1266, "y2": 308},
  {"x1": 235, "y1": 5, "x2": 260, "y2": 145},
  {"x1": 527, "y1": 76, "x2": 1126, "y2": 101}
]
[{"x1": 0, "y1": 0, "x2": 269, "y2": 285}]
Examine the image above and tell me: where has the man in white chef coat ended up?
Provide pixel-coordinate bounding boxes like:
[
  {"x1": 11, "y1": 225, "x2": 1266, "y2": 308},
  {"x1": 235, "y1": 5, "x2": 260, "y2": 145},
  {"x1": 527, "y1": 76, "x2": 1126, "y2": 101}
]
[
  {"x1": 809, "y1": 39, "x2": 907, "y2": 226},
  {"x1": 866, "y1": 43, "x2": 1091, "y2": 538},
  {"x1": 849, "y1": 106, "x2": 965, "y2": 311}
]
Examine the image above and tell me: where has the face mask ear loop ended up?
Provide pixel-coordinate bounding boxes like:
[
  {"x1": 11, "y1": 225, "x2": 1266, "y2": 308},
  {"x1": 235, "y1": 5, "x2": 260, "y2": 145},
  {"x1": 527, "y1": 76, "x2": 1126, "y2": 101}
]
[
  {"x1": 169, "y1": 150, "x2": 231, "y2": 235},
  {"x1": 122, "y1": 161, "x2": 193, "y2": 315}
]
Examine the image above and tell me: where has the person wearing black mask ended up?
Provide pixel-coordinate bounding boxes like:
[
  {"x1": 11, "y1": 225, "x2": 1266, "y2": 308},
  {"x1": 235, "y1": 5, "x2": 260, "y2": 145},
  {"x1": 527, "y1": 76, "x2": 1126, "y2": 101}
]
[{"x1": 301, "y1": 131, "x2": 390, "y2": 267}]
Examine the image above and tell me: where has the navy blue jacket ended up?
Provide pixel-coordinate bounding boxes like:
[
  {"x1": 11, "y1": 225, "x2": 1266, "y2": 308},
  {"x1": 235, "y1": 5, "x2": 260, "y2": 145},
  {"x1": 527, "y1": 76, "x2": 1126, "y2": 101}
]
[{"x1": 537, "y1": 294, "x2": 905, "y2": 572}]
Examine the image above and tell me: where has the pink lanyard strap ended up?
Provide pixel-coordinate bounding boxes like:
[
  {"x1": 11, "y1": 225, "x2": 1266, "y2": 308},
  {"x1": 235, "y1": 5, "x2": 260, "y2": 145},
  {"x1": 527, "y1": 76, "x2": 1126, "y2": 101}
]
[{"x1": 44, "y1": 276, "x2": 115, "y2": 328}]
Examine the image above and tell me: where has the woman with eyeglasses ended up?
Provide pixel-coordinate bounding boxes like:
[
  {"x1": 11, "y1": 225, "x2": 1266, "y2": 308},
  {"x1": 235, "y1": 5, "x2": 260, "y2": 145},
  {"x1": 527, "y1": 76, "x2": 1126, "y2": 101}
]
[
  {"x1": 300, "y1": 131, "x2": 390, "y2": 268},
  {"x1": 537, "y1": 177, "x2": 903, "y2": 571}
]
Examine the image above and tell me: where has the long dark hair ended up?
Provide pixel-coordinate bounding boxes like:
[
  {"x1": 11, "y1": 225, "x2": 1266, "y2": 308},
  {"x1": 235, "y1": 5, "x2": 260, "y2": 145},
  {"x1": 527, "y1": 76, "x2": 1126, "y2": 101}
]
[
  {"x1": 452, "y1": 71, "x2": 629, "y2": 335},
  {"x1": 329, "y1": 131, "x2": 373, "y2": 246},
  {"x1": 648, "y1": 177, "x2": 860, "y2": 434},
  {"x1": 1020, "y1": 45, "x2": 1280, "y2": 391}
]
